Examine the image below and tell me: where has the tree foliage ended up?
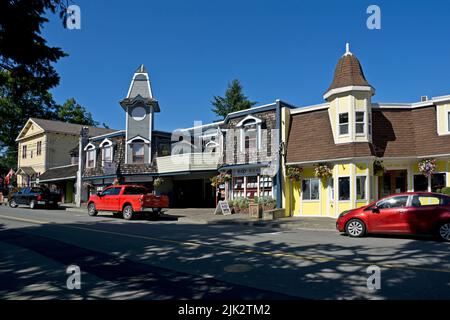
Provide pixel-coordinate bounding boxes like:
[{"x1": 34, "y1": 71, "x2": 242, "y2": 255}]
[
  {"x1": 211, "y1": 79, "x2": 256, "y2": 119},
  {"x1": 55, "y1": 98, "x2": 99, "y2": 126}
]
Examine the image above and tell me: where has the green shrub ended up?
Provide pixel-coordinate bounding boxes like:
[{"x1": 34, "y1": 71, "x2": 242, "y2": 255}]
[{"x1": 440, "y1": 187, "x2": 450, "y2": 196}]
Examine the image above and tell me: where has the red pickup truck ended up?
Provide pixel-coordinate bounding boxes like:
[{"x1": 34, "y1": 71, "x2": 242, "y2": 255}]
[{"x1": 87, "y1": 185, "x2": 169, "y2": 220}]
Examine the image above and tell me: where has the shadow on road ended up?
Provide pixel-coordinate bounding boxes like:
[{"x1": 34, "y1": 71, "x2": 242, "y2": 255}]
[{"x1": 0, "y1": 219, "x2": 449, "y2": 300}]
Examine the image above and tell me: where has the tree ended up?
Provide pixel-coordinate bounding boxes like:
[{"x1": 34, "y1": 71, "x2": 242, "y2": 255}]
[
  {"x1": 55, "y1": 98, "x2": 99, "y2": 126},
  {"x1": 211, "y1": 79, "x2": 257, "y2": 119},
  {"x1": 0, "y1": 0, "x2": 69, "y2": 173}
]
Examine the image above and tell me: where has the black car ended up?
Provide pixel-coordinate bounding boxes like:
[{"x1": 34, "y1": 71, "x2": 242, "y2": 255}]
[{"x1": 9, "y1": 187, "x2": 60, "y2": 209}]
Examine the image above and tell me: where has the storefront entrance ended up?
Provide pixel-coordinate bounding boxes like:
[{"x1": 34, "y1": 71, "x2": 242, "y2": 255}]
[
  {"x1": 173, "y1": 179, "x2": 215, "y2": 208},
  {"x1": 379, "y1": 170, "x2": 407, "y2": 198}
]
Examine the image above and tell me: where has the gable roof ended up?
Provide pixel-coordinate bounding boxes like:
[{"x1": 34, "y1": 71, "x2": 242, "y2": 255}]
[{"x1": 16, "y1": 118, "x2": 117, "y2": 141}]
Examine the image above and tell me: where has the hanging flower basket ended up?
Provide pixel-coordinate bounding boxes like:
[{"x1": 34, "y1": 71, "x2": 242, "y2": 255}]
[
  {"x1": 314, "y1": 163, "x2": 332, "y2": 179},
  {"x1": 418, "y1": 158, "x2": 436, "y2": 177},
  {"x1": 210, "y1": 172, "x2": 231, "y2": 188},
  {"x1": 153, "y1": 177, "x2": 165, "y2": 188},
  {"x1": 286, "y1": 165, "x2": 303, "y2": 182},
  {"x1": 373, "y1": 159, "x2": 385, "y2": 176}
]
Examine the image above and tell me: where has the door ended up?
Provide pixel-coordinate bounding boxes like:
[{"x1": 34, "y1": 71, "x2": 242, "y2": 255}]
[
  {"x1": 379, "y1": 170, "x2": 407, "y2": 198},
  {"x1": 369, "y1": 195, "x2": 410, "y2": 233},
  {"x1": 407, "y1": 194, "x2": 445, "y2": 234},
  {"x1": 96, "y1": 187, "x2": 113, "y2": 210},
  {"x1": 107, "y1": 187, "x2": 122, "y2": 211}
]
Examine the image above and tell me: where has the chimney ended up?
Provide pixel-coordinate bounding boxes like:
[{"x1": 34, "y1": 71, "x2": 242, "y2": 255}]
[{"x1": 420, "y1": 96, "x2": 428, "y2": 102}]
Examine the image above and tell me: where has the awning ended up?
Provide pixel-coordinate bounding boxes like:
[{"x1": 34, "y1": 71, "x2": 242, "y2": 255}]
[
  {"x1": 16, "y1": 167, "x2": 36, "y2": 176},
  {"x1": 38, "y1": 165, "x2": 78, "y2": 183}
]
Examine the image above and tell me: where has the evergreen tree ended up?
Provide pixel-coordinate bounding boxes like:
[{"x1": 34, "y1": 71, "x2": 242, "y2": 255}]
[
  {"x1": 211, "y1": 79, "x2": 256, "y2": 119},
  {"x1": 55, "y1": 98, "x2": 99, "y2": 126}
]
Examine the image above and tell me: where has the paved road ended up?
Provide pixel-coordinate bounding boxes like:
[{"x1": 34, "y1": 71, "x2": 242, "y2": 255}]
[{"x1": 0, "y1": 205, "x2": 449, "y2": 299}]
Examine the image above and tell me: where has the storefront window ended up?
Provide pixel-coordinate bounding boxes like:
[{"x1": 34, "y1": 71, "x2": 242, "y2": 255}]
[
  {"x1": 232, "y1": 177, "x2": 244, "y2": 198},
  {"x1": 432, "y1": 173, "x2": 446, "y2": 193},
  {"x1": 414, "y1": 175, "x2": 428, "y2": 192},
  {"x1": 246, "y1": 176, "x2": 258, "y2": 198},
  {"x1": 259, "y1": 176, "x2": 273, "y2": 197},
  {"x1": 338, "y1": 177, "x2": 350, "y2": 200},
  {"x1": 356, "y1": 176, "x2": 366, "y2": 200},
  {"x1": 302, "y1": 178, "x2": 320, "y2": 200}
]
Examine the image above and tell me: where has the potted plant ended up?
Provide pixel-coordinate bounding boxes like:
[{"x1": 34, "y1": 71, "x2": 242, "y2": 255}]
[
  {"x1": 314, "y1": 163, "x2": 332, "y2": 179},
  {"x1": 418, "y1": 158, "x2": 436, "y2": 177}
]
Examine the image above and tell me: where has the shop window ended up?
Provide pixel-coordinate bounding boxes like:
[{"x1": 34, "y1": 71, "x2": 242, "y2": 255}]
[
  {"x1": 356, "y1": 176, "x2": 367, "y2": 200},
  {"x1": 338, "y1": 177, "x2": 350, "y2": 200},
  {"x1": 432, "y1": 173, "x2": 446, "y2": 193},
  {"x1": 259, "y1": 176, "x2": 273, "y2": 197},
  {"x1": 232, "y1": 177, "x2": 245, "y2": 198},
  {"x1": 302, "y1": 178, "x2": 320, "y2": 200},
  {"x1": 339, "y1": 113, "x2": 349, "y2": 135},
  {"x1": 414, "y1": 175, "x2": 428, "y2": 192},
  {"x1": 246, "y1": 176, "x2": 258, "y2": 198},
  {"x1": 355, "y1": 112, "x2": 365, "y2": 134},
  {"x1": 132, "y1": 142, "x2": 145, "y2": 164}
]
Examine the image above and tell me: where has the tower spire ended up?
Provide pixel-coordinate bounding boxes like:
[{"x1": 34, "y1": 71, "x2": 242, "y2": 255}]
[{"x1": 345, "y1": 43, "x2": 352, "y2": 56}]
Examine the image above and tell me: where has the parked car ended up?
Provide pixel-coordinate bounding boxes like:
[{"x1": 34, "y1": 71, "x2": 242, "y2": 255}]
[
  {"x1": 336, "y1": 192, "x2": 450, "y2": 241},
  {"x1": 87, "y1": 185, "x2": 169, "y2": 220},
  {"x1": 9, "y1": 186, "x2": 60, "y2": 209}
]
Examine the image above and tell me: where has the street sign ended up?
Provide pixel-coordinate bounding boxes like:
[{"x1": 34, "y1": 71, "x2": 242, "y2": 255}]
[{"x1": 214, "y1": 200, "x2": 232, "y2": 215}]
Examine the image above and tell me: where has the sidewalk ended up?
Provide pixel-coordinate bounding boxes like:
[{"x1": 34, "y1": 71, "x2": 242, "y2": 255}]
[{"x1": 62, "y1": 205, "x2": 337, "y2": 231}]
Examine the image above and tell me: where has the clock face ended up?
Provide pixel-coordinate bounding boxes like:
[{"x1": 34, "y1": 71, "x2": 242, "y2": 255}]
[{"x1": 131, "y1": 106, "x2": 146, "y2": 121}]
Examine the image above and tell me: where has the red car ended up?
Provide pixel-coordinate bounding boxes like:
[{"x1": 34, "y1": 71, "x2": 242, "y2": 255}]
[
  {"x1": 336, "y1": 192, "x2": 450, "y2": 241},
  {"x1": 87, "y1": 185, "x2": 169, "y2": 220}
]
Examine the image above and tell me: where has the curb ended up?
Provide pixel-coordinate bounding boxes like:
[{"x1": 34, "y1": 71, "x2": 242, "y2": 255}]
[{"x1": 209, "y1": 219, "x2": 336, "y2": 231}]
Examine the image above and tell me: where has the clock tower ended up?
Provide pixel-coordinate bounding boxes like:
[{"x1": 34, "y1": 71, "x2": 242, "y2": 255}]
[{"x1": 120, "y1": 65, "x2": 160, "y2": 164}]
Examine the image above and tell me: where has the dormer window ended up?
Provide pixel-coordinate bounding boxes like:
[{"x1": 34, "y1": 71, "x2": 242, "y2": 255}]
[
  {"x1": 339, "y1": 113, "x2": 349, "y2": 135},
  {"x1": 355, "y1": 111, "x2": 365, "y2": 134},
  {"x1": 84, "y1": 144, "x2": 96, "y2": 168},
  {"x1": 99, "y1": 139, "x2": 114, "y2": 166},
  {"x1": 237, "y1": 115, "x2": 262, "y2": 152},
  {"x1": 132, "y1": 141, "x2": 145, "y2": 164},
  {"x1": 447, "y1": 111, "x2": 450, "y2": 132}
]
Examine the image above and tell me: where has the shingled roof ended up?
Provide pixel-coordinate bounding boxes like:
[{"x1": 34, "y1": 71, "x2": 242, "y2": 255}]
[
  {"x1": 325, "y1": 44, "x2": 372, "y2": 96},
  {"x1": 29, "y1": 118, "x2": 117, "y2": 137}
]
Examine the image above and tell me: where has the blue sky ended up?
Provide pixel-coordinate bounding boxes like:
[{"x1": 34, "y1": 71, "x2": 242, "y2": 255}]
[{"x1": 43, "y1": 0, "x2": 450, "y2": 131}]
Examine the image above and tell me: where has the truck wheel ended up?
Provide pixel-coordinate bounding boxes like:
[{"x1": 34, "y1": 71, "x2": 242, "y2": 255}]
[
  {"x1": 152, "y1": 208, "x2": 162, "y2": 214},
  {"x1": 123, "y1": 205, "x2": 134, "y2": 220},
  {"x1": 9, "y1": 199, "x2": 18, "y2": 208},
  {"x1": 29, "y1": 200, "x2": 36, "y2": 209},
  {"x1": 88, "y1": 203, "x2": 98, "y2": 216}
]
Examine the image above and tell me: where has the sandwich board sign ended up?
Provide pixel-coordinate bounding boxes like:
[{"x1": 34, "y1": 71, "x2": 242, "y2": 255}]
[{"x1": 214, "y1": 200, "x2": 232, "y2": 215}]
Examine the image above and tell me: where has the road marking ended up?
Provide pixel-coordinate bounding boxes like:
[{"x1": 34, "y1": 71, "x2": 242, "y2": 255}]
[
  {"x1": 0, "y1": 214, "x2": 49, "y2": 225},
  {"x1": 1, "y1": 214, "x2": 449, "y2": 274}
]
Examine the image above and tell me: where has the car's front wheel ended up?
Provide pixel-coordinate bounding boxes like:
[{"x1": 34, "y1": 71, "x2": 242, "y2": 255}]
[
  {"x1": 345, "y1": 219, "x2": 366, "y2": 238},
  {"x1": 438, "y1": 222, "x2": 450, "y2": 242},
  {"x1": 9, "y1": 199, "x2": 18, "y2": 208},
  {"x1": 122, "y1": 205, "x2": 134, "y2": 220},
  {"x1": 87, "y1": 203, "x2": 98, "y2": 216}
]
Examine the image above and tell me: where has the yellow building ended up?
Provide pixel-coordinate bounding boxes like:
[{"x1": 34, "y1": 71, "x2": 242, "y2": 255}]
[
  {"x1": 282, "y1": 44, "x2": 450, "y2": 218},
  {"x1": 15, "y1": 118, "x2": 114, "y2": 202}
]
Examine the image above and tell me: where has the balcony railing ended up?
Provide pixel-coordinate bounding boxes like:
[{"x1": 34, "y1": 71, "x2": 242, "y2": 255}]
[{"x1": 156, "y1": 153, "x2": 220, "y2": 173}]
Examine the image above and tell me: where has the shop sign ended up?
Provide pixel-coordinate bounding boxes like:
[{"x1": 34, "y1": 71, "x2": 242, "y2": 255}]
[
  {"x1": 233, "y1": 167, "x2": 261, "y2": 177},
  {"x1": 214, "y1": 200, "x2": 232, "y2": 215},
  {"x1": 124, "y1": 175, "x2": 154, "y2": 182}
]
